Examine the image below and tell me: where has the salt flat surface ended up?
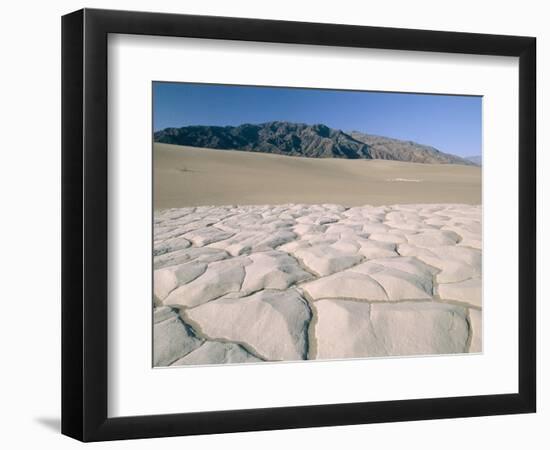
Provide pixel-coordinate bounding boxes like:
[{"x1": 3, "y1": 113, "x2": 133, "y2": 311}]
[{"x1": 153, "y1": 203, "x2": 482, "y2": 366}]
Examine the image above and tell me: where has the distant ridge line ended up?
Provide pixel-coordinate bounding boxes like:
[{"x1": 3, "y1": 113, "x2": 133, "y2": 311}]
[{"x1": 154, "y1": 121, "x2": 475, "y2": 165}]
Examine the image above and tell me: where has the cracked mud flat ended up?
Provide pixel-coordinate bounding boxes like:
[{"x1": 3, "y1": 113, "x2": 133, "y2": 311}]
[{"x1": 153, "y1": 203, "x2": 482, "y2": 366}]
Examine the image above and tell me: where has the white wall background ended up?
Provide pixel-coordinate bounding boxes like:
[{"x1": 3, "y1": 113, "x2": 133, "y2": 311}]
[{"x1": 0, "y1": 0, "x2": 545, "y2": 448}]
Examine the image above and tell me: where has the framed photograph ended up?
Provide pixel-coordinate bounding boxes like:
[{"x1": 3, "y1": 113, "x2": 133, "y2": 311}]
[{"x1": 61, "y1": 8, "x2": 536, "y2": 441}]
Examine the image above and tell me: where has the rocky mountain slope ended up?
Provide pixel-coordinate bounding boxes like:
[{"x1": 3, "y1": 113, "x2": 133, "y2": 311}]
[
  {"x1": 154, "y1": 122, "x2": 369, "y2": 159},
  {"x1": 465, "y1": 155, "x2": 482, "y2": 166},
  {"x1": 349, "y1": 131, "x2": 474, "y2": 165},
  {"x1": 154, "y1": 121, "x2": 474, "y2": 165}
]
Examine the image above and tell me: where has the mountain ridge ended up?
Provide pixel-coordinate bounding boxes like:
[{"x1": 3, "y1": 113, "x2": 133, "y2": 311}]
[
  {"x1": 465, "y1": 155, "x2": 482, "y2": 166},
  {"x1": 349, "y1": 131, "x2": 474, "y2": 165},
  {"x1": 154, "y1": 121, "x2": 475, "y2": 166}
]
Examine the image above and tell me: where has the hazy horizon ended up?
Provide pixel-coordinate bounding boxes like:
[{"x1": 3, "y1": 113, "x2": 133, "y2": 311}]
[{"x1": 153, "y1": 82, "x2": 482, "y2": 158}]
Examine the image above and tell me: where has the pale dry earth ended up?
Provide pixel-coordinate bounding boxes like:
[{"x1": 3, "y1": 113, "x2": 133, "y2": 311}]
[
  {"x1": 153, "y1": 203, "x2": 482, "y2": 366},
  {"x1": 154, "y1": 144, "x2": 481, "y2": 208}
]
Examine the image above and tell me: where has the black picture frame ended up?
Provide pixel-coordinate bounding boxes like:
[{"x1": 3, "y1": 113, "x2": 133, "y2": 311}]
[{"x1": 61, "y1": 8, "x2": 536, "y2": 442}]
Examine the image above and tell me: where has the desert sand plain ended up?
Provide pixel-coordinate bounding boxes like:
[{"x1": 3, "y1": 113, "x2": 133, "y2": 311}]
[
  {"x1": 154, "y1": 144, "x2": 481, "y2": 208},
  {"x1": 153, "y1": 143, "x2": 482, "y2": 366}
]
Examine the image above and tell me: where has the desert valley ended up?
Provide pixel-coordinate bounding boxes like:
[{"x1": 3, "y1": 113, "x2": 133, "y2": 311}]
[{"x1": 152, "y1": 121, "x2": 482, "y2": 366}]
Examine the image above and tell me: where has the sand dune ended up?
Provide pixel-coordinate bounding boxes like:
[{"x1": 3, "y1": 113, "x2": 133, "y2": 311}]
[{"x1": 154, "y1": 143, "x2": 481, "y2": 209}]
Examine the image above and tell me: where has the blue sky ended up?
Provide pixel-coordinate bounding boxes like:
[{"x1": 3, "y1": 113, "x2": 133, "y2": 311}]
[{"x1": 153, "y1": 82, "x2": 482, "y2": 157}]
